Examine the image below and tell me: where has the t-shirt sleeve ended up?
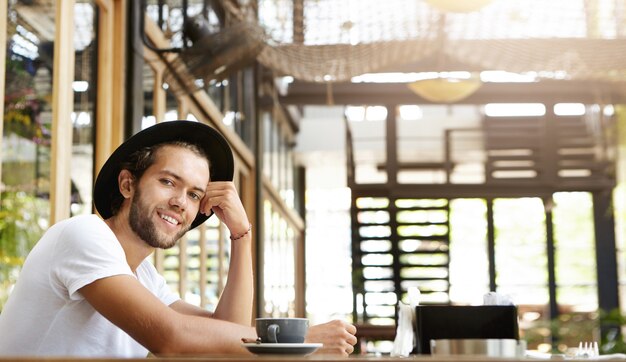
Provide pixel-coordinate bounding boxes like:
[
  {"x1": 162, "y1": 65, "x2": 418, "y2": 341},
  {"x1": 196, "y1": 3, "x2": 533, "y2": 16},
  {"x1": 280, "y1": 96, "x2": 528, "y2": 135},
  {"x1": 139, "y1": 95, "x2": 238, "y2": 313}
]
[
  {"x1": 136, "y1": 260, "x2": 180, "y2": 306},
  {"x1": 50, "y1": 217, "x2": 133, "y2": 301}
]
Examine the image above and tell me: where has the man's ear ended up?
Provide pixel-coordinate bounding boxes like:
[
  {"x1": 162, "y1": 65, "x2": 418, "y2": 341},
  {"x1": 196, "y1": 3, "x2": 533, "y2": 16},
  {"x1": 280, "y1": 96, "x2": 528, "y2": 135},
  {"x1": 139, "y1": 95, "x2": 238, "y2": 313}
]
[{"x1": 118, "y1": 169, "x2": 135, "y2": 198}]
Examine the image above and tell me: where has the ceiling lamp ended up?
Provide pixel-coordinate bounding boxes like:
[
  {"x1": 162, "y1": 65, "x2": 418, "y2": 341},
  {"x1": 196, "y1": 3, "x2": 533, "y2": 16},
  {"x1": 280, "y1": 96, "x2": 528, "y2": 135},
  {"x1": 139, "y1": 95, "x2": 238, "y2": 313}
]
[
  {"x1": 407, "y1": 77, "x2": 482, "y2": 103},
  {"x1": 425, "y1": 0, "x2": 494, "y2": 13}
]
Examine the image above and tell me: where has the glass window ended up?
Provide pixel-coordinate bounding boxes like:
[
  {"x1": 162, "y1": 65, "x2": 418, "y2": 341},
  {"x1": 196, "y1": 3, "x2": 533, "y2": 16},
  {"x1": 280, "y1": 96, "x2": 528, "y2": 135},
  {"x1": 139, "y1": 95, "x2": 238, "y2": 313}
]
[
  {"x1": 449, "y1": 199, "x2": 490, "y2": 304},
  {"x1": 262, "y1": 200, "x2": 298, "y2": 317},
  {"x1": 553, "y1": 192, "x2": 598, "y2": 311},
  {"x1": 348, "y1": 105, "x2": 387, "y2": 184},
  {"x1": 1, "y1": 1, "x2": 96, "y2": 309},
  {"x1": 305, "y1": 185, "x2": 353, "y2": 324},
  {"x1": 163, "y1": 243, "x2": 181, "y2": 298},
  {"x1": 494, "y1": 198, "x2": 548, "y2": 303}
]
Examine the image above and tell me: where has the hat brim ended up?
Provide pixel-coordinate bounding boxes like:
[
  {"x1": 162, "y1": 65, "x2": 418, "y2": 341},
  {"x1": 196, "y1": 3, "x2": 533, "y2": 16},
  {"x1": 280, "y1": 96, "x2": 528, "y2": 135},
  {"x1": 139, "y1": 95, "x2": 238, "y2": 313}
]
[{"x1": 93, "y1": 120, "x2": 234, "y2": 230}]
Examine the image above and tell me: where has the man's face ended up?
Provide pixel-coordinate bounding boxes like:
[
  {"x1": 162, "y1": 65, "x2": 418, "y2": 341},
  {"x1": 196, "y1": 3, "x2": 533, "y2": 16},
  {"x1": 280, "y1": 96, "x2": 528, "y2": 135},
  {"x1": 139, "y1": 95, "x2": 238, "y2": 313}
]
[{"x1": 128, "y1": 145, "x2": 210, "y2": 249}]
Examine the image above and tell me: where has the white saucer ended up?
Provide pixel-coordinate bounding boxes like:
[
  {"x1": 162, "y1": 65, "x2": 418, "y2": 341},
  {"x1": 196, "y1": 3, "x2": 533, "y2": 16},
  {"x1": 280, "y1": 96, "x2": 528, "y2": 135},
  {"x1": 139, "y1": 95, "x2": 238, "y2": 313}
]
[{"x1": 242, "y1": 342, "x2": 322, "y2": 355}]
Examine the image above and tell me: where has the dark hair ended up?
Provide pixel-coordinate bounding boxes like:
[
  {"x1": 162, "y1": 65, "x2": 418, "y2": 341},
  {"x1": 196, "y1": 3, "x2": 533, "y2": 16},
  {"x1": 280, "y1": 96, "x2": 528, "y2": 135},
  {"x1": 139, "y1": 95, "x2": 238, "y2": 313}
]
[{"x1": 108, "y1": 141, "x2": 210, "y2": 216}]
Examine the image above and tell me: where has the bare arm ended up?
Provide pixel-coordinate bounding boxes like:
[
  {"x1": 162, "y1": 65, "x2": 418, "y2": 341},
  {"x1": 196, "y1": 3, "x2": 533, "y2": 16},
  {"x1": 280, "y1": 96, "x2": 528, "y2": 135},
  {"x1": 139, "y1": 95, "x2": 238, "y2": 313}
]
[
  {"x1": 169, "y1": 299, "x2": 213, "y2": 317},
  {"x1": 80, "y1": 275, "x2": 257, "y2": 355},
  {"x1": 166, "y1": 235, "x2": 253, "y2": 326},
  {"x1": 200, "y1": 181, "x2": 253, "y2": 325},
  {"x1": 213, "y1": 233, "x2": 253, "y2": 323}
]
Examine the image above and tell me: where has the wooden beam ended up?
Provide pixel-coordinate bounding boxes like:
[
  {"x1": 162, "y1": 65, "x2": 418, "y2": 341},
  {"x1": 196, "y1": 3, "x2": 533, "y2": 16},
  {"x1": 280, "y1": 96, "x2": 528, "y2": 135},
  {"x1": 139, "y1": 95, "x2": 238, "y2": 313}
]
[
  {"x1": 178, "y1": 236, "x2": 188, "y2": 299},
  {"x1": 94, "y1": 0, "x2": 112, "y2": 12},
  {"x1": 50, "y1": 0, "x2": 75, "y2": 224},
  {"x1": 14, "y1": 4, "x2": 55, "y2": 41},
  {"x1": 280, "y1": 80, "x2": 626, "y2": 105},
  {"x1": 94, "y1": 0, "x2": 114, "y2": 176},
  {"x1": 111, "y1": 0, "x2": 127, "y2": 148},
  {"x1": 593, "y1": 190, "x2": 620, "y2": 316},
  {"x1": 152, "y1": 67, "x2": 166, "y2": 122},
  {"x1": 350, "y1": 180, "x2": 616, "y2": 199},
  {"x1": 262, "y1": 175, "x2": 304, "y2": 231},
  {"x1": 198, "y1": 223, "x2": 208, "y2": 308}
]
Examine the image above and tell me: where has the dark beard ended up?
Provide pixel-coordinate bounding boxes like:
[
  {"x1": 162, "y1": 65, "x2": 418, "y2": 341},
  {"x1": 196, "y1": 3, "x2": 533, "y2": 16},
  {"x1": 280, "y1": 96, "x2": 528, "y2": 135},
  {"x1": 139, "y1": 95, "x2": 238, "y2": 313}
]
[{"x1": 129, "y1": 187, "x2": 188, "y2": 249}]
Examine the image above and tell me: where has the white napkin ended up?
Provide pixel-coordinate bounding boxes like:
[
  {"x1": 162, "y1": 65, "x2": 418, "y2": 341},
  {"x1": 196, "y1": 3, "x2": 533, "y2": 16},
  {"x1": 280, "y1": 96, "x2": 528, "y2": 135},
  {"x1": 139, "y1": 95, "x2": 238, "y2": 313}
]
[
  {"x1": 390, "y1": 303, "x2": 415, "y2": 357},
  {"x1": 391, "y1": 288, "x2": 421, "y2": 357},
  {"x1": 483, "y1": 291, "x2": 514, "y2": 305}
]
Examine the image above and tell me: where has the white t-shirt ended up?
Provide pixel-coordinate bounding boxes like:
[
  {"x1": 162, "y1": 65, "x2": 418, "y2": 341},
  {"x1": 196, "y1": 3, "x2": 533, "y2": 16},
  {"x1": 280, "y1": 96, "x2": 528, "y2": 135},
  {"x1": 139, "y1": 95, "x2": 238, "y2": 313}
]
[{"x1": 0, "y1": 214, "x2": 179, "y2": 357}]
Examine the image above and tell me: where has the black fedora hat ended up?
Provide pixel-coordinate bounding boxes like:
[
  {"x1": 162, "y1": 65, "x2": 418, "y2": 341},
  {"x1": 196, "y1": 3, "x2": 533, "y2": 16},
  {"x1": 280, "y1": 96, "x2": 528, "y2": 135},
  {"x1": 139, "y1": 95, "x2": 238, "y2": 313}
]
[{"x1": 93, "y1": 120, "x2": 234, "y2": 229}]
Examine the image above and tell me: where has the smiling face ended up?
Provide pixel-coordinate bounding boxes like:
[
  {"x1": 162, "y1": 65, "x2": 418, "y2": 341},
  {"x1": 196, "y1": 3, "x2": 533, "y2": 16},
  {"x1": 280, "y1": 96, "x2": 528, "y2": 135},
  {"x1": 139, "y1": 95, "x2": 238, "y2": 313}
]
[{"x1": 127, "y1": 145, "x2": 210, "y2": 249}]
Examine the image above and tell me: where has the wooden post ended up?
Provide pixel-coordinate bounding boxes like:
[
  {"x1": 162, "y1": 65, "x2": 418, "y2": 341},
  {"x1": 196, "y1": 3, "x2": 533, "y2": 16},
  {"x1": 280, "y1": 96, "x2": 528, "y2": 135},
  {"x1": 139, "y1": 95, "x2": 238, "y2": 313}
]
[
  {"x1": 94, "y1": 0, "x2": 114, "y2": 175},
  {"x1": 50, "y1": 0, "x2": 75, "y2": 224},
  {"x1": 111, "y1": 0, "x2": 127, "y2": 147}
]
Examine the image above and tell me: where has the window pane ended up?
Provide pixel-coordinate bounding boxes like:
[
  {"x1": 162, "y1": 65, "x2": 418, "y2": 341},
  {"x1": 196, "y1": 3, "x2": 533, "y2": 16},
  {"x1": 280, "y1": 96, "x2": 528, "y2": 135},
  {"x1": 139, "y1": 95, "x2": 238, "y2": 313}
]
[
  {"x1": 553, "y1": 192, "x2": 598, "y2": 311},
  {"x1": 0, "y1": 0, "x2": 105, "y2": 308},
  {"x1": 494, "y1": 198, "x2": 548, "y2": 302},
  {"x1": 449, "y1": 199, "x2": 489, "y2": 304}
]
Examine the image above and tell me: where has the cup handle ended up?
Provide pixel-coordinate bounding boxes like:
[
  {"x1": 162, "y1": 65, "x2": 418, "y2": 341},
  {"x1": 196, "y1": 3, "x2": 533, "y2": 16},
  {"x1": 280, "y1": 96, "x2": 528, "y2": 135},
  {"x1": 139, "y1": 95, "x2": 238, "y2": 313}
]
[{"x1": 268, "y1": 324, "x2": 280, "y2": 343}]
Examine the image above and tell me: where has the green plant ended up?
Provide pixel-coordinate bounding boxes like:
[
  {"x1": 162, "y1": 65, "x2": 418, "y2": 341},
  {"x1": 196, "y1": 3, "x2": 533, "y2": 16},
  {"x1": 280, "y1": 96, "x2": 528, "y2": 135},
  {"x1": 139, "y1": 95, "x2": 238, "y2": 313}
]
[
  {"x1": 3, "y1": 56, "x2": 50, "y2": 145},
  {"x1": 522, "y1": 308, "x2": 626, "y2": 354},
  {"x1": 0, "y1": 190, "x2": 47, "y2": 310},
  {"x1": 521, "y1": 311, "x2": 598, "y2": 353},
  {"x1": 4, "y1": 90, "x2": 49, "y2": 145},
  {"x1": 598, "y1": 308, "x2": 626, "y2": 353}
]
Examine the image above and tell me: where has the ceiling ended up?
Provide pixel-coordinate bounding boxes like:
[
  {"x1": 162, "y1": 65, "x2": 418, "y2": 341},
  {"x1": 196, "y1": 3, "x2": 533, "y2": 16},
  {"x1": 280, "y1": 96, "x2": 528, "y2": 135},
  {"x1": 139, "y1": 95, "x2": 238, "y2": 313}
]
[
  {"x1": 135, "y1": 0, "x2": 626, "y2": 106},
  {"x1": 263, "y1": 0, "x2": 625, "y2": 186},
  {"x1": 251, "y1": 0, "x2": 626, "y2": 93},
  {"x1": 16, "y1": 0, "x2": 626, "y2": 106}
]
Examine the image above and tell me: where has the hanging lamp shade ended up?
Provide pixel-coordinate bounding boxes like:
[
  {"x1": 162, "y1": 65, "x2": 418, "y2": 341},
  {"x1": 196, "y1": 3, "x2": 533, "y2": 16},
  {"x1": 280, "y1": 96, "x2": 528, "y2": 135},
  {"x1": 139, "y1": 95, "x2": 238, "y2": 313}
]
[
  {"x1": 425, "y1": 0, "x2": 494, "y2": 13},
  {"x1": 407, "y1": 77, "x2": 482, "y2": 103}
]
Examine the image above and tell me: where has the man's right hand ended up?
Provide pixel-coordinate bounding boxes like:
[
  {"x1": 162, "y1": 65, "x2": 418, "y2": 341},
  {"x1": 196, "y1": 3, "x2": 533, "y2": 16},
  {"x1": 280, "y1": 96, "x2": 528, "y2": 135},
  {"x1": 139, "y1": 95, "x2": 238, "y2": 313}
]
[{"x1": 305, "y1": 320, "x2": 358, "y2": 356}]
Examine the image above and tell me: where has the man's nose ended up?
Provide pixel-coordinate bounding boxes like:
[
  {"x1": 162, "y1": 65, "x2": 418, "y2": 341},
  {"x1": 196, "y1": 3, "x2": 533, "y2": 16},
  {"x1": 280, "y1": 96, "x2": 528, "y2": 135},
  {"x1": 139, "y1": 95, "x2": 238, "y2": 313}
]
[{"x1": 169, "y1": 190, "x2": 187, "y2": 210}]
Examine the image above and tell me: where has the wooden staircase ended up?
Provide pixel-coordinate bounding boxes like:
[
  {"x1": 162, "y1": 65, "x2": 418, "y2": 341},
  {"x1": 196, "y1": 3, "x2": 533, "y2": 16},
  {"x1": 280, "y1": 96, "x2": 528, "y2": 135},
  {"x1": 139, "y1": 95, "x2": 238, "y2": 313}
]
[
  {"x1": 349, "y1": 111, "x2": 615, "y2": 326},
  {"x1": 484, "y1": 114, "x2": 612, "y2": 186},
  {"x1": 352, "y1": 197, "x2": 450, "y2": 324}
]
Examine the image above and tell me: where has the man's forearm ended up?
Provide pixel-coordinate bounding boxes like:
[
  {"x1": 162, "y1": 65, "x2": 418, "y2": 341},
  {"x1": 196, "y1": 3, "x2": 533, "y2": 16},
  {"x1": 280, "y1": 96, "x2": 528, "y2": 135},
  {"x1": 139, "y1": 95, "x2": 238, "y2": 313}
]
[
  {"x1": 212, "y1": 233, "x2": 254, "y2": 325},
  {"x1": 156, "y1": 313, "x2": 257, "y2": 355}
]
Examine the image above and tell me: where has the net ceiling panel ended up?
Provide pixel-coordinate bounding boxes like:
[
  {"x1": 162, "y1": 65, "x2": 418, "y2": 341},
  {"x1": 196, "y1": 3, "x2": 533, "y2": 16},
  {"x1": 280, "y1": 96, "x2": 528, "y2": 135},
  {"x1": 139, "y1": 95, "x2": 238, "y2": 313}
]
[{"x1": 221, "y1": 0, "x2": 626, "y2": 83}]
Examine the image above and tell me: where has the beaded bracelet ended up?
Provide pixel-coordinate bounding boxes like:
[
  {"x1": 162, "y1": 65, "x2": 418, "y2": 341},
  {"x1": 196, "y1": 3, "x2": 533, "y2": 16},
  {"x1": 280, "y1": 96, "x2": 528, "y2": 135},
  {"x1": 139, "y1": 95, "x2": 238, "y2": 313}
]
[{"x1": 230, "y1": 224, "x2": 252, "y2": 241}]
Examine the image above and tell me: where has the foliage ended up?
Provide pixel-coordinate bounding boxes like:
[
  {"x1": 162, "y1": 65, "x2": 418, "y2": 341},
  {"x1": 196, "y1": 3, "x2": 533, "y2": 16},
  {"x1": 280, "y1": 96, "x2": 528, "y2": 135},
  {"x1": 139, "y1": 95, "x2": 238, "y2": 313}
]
[
  {"x1": 522, "y1": 309, "x2": 626, "y2": 354},
  {"x1": 599, "y1": 308, "x2": 626, "y2": 353},
  {"x1": 0, "y1": 50, "x2": 51, "y2": 311},
  {"x1": 3, "y1": 57, "x2": 50, "y2": 144},
  {"x1": 0, "y1": 191, "x2": 47, "y2": 310},
  {"x1": 522, "y1": 311, "x2": 598, "y2": 352},
  {"x1": 4, "y1": 90, "x2": 49, "y2": 144}
]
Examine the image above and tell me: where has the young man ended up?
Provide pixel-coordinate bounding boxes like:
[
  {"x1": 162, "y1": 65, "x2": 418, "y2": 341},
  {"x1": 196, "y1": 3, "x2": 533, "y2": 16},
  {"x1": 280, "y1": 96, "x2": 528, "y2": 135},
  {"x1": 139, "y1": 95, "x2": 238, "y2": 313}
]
[{"x1": 0, "y1": 121, "x2": 357, "y2": 357}]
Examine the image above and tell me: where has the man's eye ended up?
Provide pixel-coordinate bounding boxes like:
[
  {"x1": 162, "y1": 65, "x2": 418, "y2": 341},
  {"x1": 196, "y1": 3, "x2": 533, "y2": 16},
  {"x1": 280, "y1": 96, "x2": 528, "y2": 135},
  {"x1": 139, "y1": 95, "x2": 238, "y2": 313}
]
[
  {"x1": 160, "y1": 179, "x2": 174, "y2": 186},
  {"x1": 189, "y1": 192, "x2": 201, "y2": 201}
]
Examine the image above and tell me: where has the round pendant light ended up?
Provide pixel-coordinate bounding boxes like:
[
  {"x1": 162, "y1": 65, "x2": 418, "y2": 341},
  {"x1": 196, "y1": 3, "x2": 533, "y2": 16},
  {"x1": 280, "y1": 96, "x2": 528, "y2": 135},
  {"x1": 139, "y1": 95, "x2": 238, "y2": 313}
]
[
  {"x1": 407, "y1": 77, "x2": 482, "y2": 103},
  {"x1": 425, "y1": 0, "x2": 494, "y2": 13}
]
